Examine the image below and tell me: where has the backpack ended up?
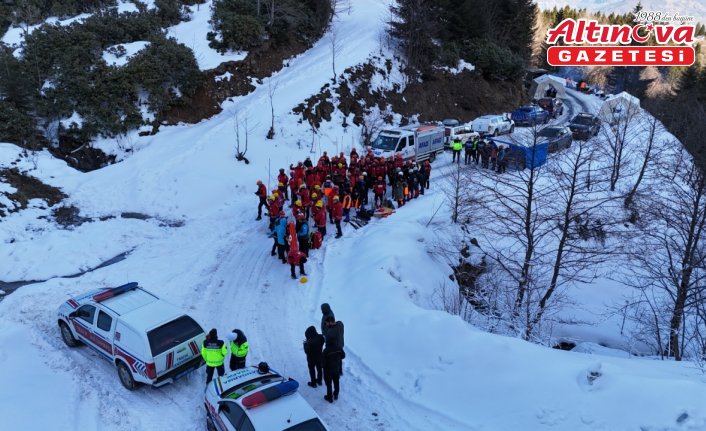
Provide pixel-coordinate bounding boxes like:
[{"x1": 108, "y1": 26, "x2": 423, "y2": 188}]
[{"x1": 310, "y1": 231, "x2": 323, "y2": 249}]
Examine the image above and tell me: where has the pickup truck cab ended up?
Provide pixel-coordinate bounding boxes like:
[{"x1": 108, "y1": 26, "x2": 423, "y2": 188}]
[
  {"x1": 57, "y1": 282, "x2": 206, "y2": 390},
  {"x1": 471, "y1": 114, "x2": 514, "y2": 137}
]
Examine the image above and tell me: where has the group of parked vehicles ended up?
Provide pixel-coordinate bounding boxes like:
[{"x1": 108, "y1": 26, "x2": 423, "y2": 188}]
[
  {"x1": 57, "y1": 283, "x2": 327, "y2": 431},
  {"x1": 370, "y1": 92, "x2": 602, "y2": 164}
]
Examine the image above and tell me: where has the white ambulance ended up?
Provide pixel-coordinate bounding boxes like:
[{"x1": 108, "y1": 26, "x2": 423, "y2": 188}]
[
  {"x1": 370, "y1": 124, "x2": 445, "y2": 162},
  {"x1": 57, "y1": 282, "x2": 206, "y2": 390}
]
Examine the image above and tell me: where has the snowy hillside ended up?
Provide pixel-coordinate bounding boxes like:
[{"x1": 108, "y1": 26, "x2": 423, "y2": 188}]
[
  {"x1": 2, "y1": 1, "x2": 706, "y2": 431},
  {"x1": 536, "y1": 0, "x2": 706, "y2": 23}
]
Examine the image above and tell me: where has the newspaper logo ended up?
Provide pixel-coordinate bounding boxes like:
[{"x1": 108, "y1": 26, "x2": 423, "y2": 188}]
[{"x1": 546, "y1": 17, "x2": 696, "y2": 67}]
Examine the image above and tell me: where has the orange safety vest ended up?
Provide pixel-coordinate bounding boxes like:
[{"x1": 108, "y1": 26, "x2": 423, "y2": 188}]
[{"x1": 342, "y1": 195, "x2": 352, "y2": 209}]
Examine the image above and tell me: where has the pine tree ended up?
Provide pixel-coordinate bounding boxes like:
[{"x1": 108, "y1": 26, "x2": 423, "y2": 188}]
[{"x1": 389, "y1": 0, "x2": 437, "y2": 77}]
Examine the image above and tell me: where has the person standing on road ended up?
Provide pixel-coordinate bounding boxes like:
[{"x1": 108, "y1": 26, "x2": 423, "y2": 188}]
[
  {"x1": 313, "y1": 200, "x2": 327, "y2": 237},
  {"x1": 320, "y1": 303, "x2": 335, "y2": 335},
  {"x1": 331, "y1": 195, "x2": 343, "y2": 238},
  {"x1": 303, "y1": 326, "x2": 325, "y2": 388},
  {"x1": 463, "y1": 138, "x2": 474, "y2": 165},
  {"x1": 269, "y1": 213, "x2": 289, "y2": 264},
  {"x1": 373, "y1": 176, "x2": 386, "y2": 207},
  {"x1": 322, "y1": 315, "x2": 345, "y2": 403},
  {"x1": 201, "y1": 328, "x2": 227, "y2": 384},
  {"x1": 227, "y1": 329, "x2": 249, "y2": 371},
  {"x1": 497, "y1": 146, "x2": 508, "y2": 174},
  {"x1": 451, "y1": 138, "x2": 463, "y2": 163},
  {"x1": 255, "y1": 180, "x2": 268, "y2": 221}
]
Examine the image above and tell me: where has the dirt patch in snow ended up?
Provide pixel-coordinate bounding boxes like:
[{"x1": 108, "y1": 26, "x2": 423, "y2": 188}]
[
  {"x1": 0, "y1": 168, "x2": 66, "y2": 217},
  {"x1": 294, "y1": 57, "x2": 525, "y2": 130},
  {"x1": 386, "y1": 72, "x2": 525, "y2": 124},
  {"x1": 159, "y1": 39, "x2": 313, "y2": 127}
]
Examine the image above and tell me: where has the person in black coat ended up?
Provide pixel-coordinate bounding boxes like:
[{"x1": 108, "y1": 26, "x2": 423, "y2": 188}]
[
  {"x1": 303, "y1": 326, "x2": 325, "y2": 388},
  {"x1": 320, "y1": 303, "x2": 335, "y2": 335},
  {"x1": 322, "y1": 316, "x2": 344, "y2": 403}
]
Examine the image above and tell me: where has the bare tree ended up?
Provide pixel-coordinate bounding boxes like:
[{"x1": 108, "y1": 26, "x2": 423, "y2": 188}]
[
  {"x1": 627, "y1": 153, "x2": 706, "y2": 360},
  {"x1": 441, "y1": 160, "x2": 467, "y2": 224},
  {"x1": 599, "y1": 99, "x2": 642, "y2": 192},
  {"x1": 266, "y1": 78, "x2": 279, "y2": 140},
  {"x1": 233, "y1": 109, "x2": 257, "y2": 163},
  {"x1": 330, "y1": 25, "x2": 341, "y2": 83},
  {"x1": 624, "y1": 115, "x2": 664, "y2": 209},
  {"x1": 360, "y1": 108, "x2": 386, "y2": 147},
  {"x1": 265, "y1": 0, "x2": 275, "y2": 25},
  {"x1": 526, "y1": 138, "x2": 616, "y2": 336},
  {"x1": 459, "y1": 124, "x2": 616, "y2": 339}
]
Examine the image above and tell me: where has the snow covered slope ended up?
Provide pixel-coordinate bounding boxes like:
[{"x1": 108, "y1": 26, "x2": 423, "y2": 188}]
[{"x1": 2, "y1": 1, "x2": 706, "y2": 430}]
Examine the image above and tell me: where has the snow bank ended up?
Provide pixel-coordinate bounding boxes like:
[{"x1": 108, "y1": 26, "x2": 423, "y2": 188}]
[
  {"x1": 1, "y1": 13, "x2": 92, "y2": 47},
  {"x1": 321, "y1": 177, "x2": 706, "y2": 429},
  {"x1": 102, "y1": 41, "x2": 150, "y2": 67}
]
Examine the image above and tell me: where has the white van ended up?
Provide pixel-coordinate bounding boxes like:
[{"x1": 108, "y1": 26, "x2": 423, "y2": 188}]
[
  {"x1": 444, "y1": 124, "x2": 479, "y2": 149},
  {"x1": 57, "y1": 282, "x2": 206, "y2": 390}
]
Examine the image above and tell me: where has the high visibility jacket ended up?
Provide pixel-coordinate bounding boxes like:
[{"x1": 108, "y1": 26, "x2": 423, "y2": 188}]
[
  {"x1": 452, "y1": 140, "x2": 463, "y2": 151},
  {"x1": 230, "y1": 341, "x2": 249, "y2": 359},
  {"x1": 342, "y1": 195, "x2": 352, "y2": 209},
  {"x1": 201, "y1": 339, "x2": 227, "y2": 367}
]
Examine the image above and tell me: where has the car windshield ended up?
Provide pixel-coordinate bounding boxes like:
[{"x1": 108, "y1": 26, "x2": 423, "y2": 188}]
[
  {"x1": 222, "y1": 374, "x2": 283, "y2": 400},
  {"x1": 147, "y1": 315, "x2": 203, "y2": 356},
  {"x1": 520, "y1": 107, "x2": 533, "y2": 112},
  {"x1": 372, "y1": 135, "x2": 399, "y2": 151},
  {"x1": 538, "y1": 128, "x2": 562, "y2": 138},
  {"x1": 284, "y1": 418, "x2": 328, "y2": 431},
  {"x1": 572, "y1": 116, "x2": 593, "y2": 126}
]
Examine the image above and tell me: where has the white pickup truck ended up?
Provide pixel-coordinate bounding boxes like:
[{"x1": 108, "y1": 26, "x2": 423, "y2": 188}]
[
  {"x1": 471, "y1": 114, "x2": 514, "y2": 137},
  {"x1": 370, "y1": 124, "x2": 445, "y2": 162},
  {"x1": 57, "y1": 282, "x2": 206, "y2": 390}
]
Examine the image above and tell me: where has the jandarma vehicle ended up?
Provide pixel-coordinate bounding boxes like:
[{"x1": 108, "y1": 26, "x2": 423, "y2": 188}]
[
  {"x1": 205, "y1": 365, "x2": 328, "y2": 431},
  {"x1": 57, "y1": 282, "x2": 206, "y2": 390}
]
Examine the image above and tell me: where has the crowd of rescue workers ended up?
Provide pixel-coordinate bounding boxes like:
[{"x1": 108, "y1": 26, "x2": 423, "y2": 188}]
[{"x1": 255, "y1": 148, "x2": 436, "y2": 279}]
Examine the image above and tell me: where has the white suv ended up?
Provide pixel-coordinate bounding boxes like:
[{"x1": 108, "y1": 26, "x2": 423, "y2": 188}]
[
  {"x1": 57, "y1": 282, "x2": 206, "y2": 390},
  {"x1": 471, "y1": 114, "x2": 514, "y2": 137},
  {"x1": 205, "y1": 366, "x2": 328, "y2": 431}
]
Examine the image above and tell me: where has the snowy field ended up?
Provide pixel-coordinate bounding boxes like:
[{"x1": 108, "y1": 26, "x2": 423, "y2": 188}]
[{"x1": 2, "y1": 1, "x2": 706, "y2": 430}]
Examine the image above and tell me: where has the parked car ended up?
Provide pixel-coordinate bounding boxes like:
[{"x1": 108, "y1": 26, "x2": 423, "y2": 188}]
[
  {"x1": 471, "y1": 114, "x2": 514, "y2": 137},
  {"x1": 205, "y1": 366, "x2": 328, "y2": 431},
  {"x1": 537, "y1": 126, "x2": 573, "y2": 153},
  {"x1": 536, "y1": 97, "x2": 564, "y2": 118},
  {"x1": 510, "y1": 105, "x2": 551, "y2": 126},
  {"x1": 444, "y1": 124, "x2": 478, "y2": 149},
  {"x1": 568, "y1": 113, "x2": 601, "y2": 139},
  {"x1": 57, "y1": 282, "x2": 206, "y2": 390}
]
